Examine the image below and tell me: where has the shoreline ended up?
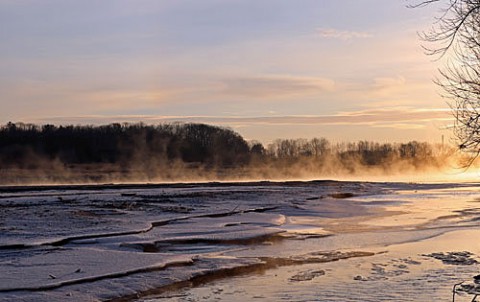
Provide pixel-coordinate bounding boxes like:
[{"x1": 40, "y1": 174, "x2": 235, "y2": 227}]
[
  {"x1": 1, "y1": 181, "x2": 480, "y2": 301},
  {"x1": 1, "y1": 178, "x2": 479, "y2": 193},
  {"x1": 145, "y1": 229, "x2": 480, "y2": 302}
]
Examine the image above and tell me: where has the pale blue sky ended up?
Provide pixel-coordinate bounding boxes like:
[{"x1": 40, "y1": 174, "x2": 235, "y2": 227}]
[{"x1": 0, "y1": 0, "x2": 451, "y2": 143}]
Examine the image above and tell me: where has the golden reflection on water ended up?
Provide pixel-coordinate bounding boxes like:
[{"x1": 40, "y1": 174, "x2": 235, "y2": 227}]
[
  {"x1": 360, "y1": 187, "x2": 480, "y2": 228},
  {"x1": 134, "y1": 181, "x2": 480, "y2": 302}
]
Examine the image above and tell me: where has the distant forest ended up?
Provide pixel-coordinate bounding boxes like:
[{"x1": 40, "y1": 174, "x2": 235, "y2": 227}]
[{"x1": 0, "y1": 122, "x2": 455, "y2": 184}]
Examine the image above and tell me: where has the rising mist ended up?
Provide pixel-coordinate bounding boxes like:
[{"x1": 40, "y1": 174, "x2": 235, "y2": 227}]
[{"x1": 0, "y1": 122, "x2": 463, "y2": 185}]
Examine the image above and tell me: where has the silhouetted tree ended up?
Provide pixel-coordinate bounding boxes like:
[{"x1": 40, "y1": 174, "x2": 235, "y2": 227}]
[
  {"x1": 0, "y1": 122, "x2": 253, "y2": 169},
  {"x1": 413, "y1": 0, "x2": 480, "y2": 161},
  {"x1": 0, "y1": 122, "x2": 456, "y2": 183}
]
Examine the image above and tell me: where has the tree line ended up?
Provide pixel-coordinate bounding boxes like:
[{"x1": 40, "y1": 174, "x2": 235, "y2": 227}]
[
  {"x1": 0, "y1": 122, "x2": 454, "y2": 183},
  {"x1": 0, "y1": 122, "x2": 250, "y2": 168}
]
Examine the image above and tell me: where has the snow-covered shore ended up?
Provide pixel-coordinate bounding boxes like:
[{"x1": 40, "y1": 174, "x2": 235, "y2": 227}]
[{"x1": 1, "y1": 180, "x2": 480, "y2": 301}]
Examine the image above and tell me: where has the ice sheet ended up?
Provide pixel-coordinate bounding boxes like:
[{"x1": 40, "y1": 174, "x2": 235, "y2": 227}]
[{"x1": 1, "y1": 180, "x2": 480, "y2": 301}]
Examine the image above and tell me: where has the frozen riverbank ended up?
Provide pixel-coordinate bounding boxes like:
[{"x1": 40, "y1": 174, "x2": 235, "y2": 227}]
[{"x1": 1, "y1": 180, "x2": 480, "y2": 301}]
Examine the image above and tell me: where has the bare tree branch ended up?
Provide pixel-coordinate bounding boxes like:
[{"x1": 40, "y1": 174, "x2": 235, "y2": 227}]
[{"x1": 413, "y1": 0, "x2": 480, "y2": 164}]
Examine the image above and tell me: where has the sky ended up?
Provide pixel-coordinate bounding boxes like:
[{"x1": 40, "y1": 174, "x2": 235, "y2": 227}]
[{"x1": 0, "y1": 0, "x2": 453, "y2": 144}]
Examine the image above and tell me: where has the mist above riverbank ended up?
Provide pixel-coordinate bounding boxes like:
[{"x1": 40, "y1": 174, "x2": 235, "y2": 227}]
[{"x1": 0, "y1": 122, "x2": 465, "y2": 185}]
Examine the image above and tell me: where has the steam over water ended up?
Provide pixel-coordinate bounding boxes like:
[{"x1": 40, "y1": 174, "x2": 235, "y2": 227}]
[
  {"x1": 2, "y1": 180, "x2": 480, "y2": 301},
  {"x1": 0, "y1": 122, "x2": 468, "y2": 185}
]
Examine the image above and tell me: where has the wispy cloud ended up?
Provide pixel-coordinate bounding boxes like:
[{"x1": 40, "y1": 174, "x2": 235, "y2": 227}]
[
  {"x1": 221, "y1": 75, "x2": 335, "y2": 98},
  {"x1": 372, "y1": 76, "x2": 406, "y2": 91},
  {"x1": 316, "y1": 28, "x2": 373, "y2": 40},
  {"x1": 371, "y1": 123, "x2": 426, "y2": 130},
  {"x1": 32, "y1": 108, "x2": 452, "y2": 129}
]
